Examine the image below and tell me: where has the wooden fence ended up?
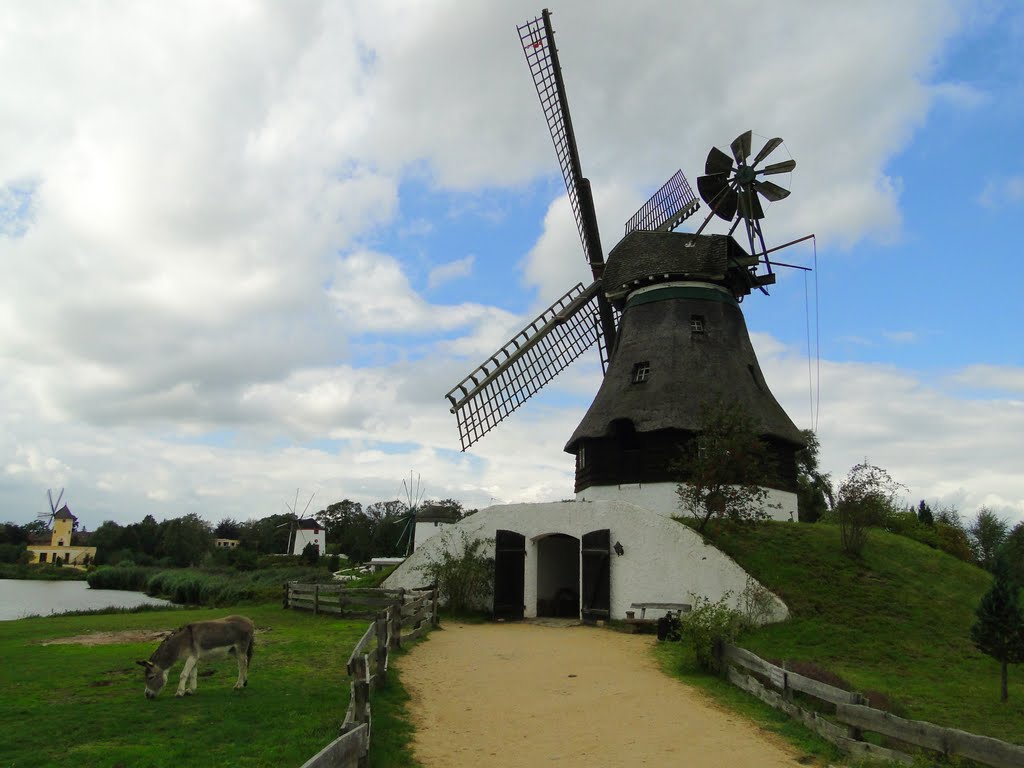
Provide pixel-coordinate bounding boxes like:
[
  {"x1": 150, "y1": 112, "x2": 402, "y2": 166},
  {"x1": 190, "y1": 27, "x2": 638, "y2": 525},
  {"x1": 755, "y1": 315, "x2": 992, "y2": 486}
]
[
  {"x1": 291, "y1": 586, "x2": 439, "y2": 768},
  {"x1": 719, "y1": 643, "x2": 1024, "y2": 768}
]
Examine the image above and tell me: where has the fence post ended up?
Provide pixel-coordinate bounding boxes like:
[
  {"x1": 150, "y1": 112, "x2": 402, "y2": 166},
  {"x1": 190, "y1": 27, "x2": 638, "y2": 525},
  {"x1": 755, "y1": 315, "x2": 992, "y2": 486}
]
[
  {"x1": 282, "y1": 582, "x2": 290, "y2": 609},
  {"x1": 431, "y1": 585, "x2": 439, "y2": 627},
  {"x1": 375, "y1": 611, "x2": 388, "y2": 687},
  {"x1": 352, "y1": 654, "x2": 369, "y2": 725},
  {"x1": 846, "y1": 692, "x2": 867, "y2": 742},
  {"x1": 313, "y1": 584, "x2": 320, "y2": 615}
]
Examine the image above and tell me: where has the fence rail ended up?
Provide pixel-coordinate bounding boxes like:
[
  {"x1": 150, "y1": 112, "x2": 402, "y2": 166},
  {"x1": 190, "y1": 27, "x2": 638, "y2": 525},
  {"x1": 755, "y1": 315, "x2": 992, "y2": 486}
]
[
  {"x1": 719, "y1": 642, "x2": 1024, "y2": 768},
  {"x1": 291, "y1": 585, "x2": 438, "y2": 768}
]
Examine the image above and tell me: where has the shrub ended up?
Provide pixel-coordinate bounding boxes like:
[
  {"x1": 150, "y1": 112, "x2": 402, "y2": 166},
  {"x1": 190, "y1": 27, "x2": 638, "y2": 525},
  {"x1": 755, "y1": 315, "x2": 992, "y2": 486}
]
[
  {"x1": 416, "y1": 531, "x2": 493, "y2": 614},
  {"x1": 300, "y1": 542, "x2": 320, "y2": 565},
  {"x1": 833, "y1": 461, "x2": 906, "y2": 557},
  {"x1": 680, "y1": 595, "x2": 747, "y2": 673}
]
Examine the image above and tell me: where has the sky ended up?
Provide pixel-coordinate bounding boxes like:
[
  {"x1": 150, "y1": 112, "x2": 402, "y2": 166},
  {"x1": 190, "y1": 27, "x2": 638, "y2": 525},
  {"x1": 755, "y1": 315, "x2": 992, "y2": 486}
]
[{"x1": 1, "y1": 0, "x2": 1022, "y2": 532}]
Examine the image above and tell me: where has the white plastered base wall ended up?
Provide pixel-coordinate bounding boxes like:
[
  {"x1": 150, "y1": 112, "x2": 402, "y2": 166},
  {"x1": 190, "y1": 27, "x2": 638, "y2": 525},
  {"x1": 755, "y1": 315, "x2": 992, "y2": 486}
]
[
  {"x1": 576, "y1": 482, "x2": 798, "y2": 523},
  {"x1": 383, "y1": 500, "x2": 788, "y2": 623}
]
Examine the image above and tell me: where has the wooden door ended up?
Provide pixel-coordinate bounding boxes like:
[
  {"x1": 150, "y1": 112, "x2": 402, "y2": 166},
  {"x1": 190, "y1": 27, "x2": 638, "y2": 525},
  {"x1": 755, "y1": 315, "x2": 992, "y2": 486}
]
[
  {"x1": 581, "y1": 529, "x2": 610, "y2": 622},
  {"x1": 493, "y1": 530, "x2": 525, "y2": 620}
]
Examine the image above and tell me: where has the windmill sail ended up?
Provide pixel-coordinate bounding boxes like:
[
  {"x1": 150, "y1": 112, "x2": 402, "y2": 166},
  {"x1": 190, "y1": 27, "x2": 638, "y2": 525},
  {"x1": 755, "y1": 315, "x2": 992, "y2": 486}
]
[
  {"x1": 446, "y1": 282, "x2": 602, "y2": 450},
  {"x1": 518, "y1": 11, "x2": 602, "y2": 274},
  {"x1": 518, "y1": 9, "x2": 617, "y2": 354},
  {"x1": 624, "y1": 170, "x2": 700, "y2": 235}
]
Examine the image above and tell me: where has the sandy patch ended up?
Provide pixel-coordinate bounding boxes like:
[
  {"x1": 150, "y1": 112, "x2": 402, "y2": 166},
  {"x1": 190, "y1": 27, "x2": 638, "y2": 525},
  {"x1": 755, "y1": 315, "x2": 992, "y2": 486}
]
[
  {"x1": 41, "y1": 626, "x2": 271, "y2": 646},
  {"x1": 400, "y1": 622, "x2": 809, "y2": 767},
  {"x1": 40, "y1": 629, "x2": 172, "y2": 646}
]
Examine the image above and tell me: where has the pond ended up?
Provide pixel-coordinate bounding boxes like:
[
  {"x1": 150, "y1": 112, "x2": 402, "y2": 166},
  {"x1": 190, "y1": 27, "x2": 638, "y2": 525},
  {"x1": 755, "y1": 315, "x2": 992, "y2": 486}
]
[{"x1": 0, "y1": 579, "x2": 173, "y2": 620}]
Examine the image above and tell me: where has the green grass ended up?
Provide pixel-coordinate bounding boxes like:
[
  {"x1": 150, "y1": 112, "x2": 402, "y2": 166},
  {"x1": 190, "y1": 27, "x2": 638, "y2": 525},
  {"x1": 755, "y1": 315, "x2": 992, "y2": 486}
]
[
  {"x1": 86, "y1": 564, "x2": 340, "y2": 605},
  {"x1": 702, "y1": 521, "x2": 1024, "y2": 744},
  {"x1": 0, "y1": 562, "x2": 88, "y2": 580},
  {"x1": 367, "y1": 646, "x2": 424, "y2": 768},
  {"x1": 0, "y1": 603, "x2": 368, "y2": 767}
]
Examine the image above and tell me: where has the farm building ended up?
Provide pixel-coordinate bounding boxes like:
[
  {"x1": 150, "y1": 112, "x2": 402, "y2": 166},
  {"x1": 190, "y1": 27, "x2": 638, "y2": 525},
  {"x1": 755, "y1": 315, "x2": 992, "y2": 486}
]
[{"x1": 384, "y1": 500, "x2": 788, "y2": 623}]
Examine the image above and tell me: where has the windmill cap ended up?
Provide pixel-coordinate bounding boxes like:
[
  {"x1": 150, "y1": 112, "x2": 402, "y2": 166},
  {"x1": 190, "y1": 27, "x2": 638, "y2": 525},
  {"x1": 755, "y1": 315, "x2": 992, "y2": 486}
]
[
  {"x1": 603, "y1": 232, "x2": 761, "y2": 303},
  {"x1": 53, "y1": 505, "x2": 75, "y2": 520}
]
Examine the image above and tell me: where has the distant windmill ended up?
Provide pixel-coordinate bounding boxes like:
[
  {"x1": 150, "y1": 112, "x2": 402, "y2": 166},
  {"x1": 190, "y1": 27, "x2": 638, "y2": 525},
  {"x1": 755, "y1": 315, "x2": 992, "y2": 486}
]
[
  {"x1": 395, "y1": 472, "x2": 425, "y2": 557},
  {"x1": 36, "y1": 488, "x2": 65, "y2": 529},
  {"x1": 278, "y1": 489, "x2": 316, "y2": 555}
]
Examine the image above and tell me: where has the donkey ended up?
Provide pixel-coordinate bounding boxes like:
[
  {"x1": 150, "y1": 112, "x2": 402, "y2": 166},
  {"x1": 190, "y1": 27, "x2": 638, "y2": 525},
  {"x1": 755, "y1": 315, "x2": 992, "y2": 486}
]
[{"x1": 137, "y1": 615, "x2": 254, "y2": 699}]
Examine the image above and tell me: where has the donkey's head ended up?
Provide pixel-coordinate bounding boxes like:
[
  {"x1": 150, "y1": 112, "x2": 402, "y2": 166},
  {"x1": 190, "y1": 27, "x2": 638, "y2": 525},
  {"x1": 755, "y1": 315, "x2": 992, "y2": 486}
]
[{"x1": 136, "y1": 659, "x2": 169, "y2": 699}]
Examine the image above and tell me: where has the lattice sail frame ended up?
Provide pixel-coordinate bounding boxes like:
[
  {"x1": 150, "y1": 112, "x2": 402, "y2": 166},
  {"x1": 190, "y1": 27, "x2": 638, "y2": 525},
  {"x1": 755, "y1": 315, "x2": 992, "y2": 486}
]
[
  {"x1": 445, "y1": 282, "x2": 602, "y2": 450},
  {"x1": 624, "y1": 170, "x2": 700, "y2": 235},
  {"x1": 517, "y1": 11, "x2": 604, "y2": 274}
]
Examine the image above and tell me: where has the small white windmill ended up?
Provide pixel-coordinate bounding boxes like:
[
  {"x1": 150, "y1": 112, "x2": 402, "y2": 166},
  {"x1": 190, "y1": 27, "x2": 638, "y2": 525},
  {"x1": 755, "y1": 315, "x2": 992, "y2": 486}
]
[
  {"x1": 395, "y1": 472, "x2": 425, "y2": 557},
  {"x1": 277, "y1": 489, "x2": 316, "y2": 555}
]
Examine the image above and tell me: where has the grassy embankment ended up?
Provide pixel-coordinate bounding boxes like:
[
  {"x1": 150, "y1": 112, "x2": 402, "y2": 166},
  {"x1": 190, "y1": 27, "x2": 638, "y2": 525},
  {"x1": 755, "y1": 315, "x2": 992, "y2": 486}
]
[
  {"x1": 85, "y1": 562, "x2": 342, "y2": 605},
  {"x1": 0, "y1": 562, "x2": 88, "y2": 580},
  {"x1": 657, "y1": 521, "x2": 1023, "y2": 750},
  {"x1": 0, "y1": 602, "x2": 420, "y2": 768}
]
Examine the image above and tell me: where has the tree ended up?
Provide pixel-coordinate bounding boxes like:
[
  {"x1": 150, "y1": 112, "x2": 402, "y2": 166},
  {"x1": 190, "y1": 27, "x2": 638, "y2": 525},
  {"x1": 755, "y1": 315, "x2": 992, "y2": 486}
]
[
  {"x1": 675, "y1": 399, "x2": 778, "y2": 533},
  {"x1": 90, "y1": 520, "x2": 127, "y2": 565},
  {"x1": 971, "y1": 561, "x2": 1024, "y2": 702},
  {"x1": 1000, "y1": 522, "x2": 1024, "y2": 591},
  {"x1": 315, "y1": 499, "x2": 364, "y2": 540},
  {"x1": 795, "y1": 429, "x2": 833, "y2": 523},
  {"x1": 969, "y1": 507, "x2": 1010, "y2": 572},
  {"x1": 833, "y1": 461, "x2": 905, "y2": 557},
  {"x1": 916, "y1": 500, "x2": 934, "y2": 527},
  {"x1": 421, "y1": 499, "x2": 466, "y2": 522},
  {"x1": 214, "y1": 518, "x2": 241, "y2": 539},
  {"x1": 300, "y1": 541, "x2": 320, "y2": 565},
  {"x1": 158, "y1": 513, "x2": 213, "y2": 567}
]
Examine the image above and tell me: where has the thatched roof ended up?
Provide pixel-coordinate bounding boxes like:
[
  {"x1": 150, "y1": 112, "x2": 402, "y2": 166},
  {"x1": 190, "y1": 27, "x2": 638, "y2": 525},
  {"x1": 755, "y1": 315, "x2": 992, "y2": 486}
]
[
  {"x1": 603, "y1": 231, "x2": 761, "y2": 303},
  {"x1": 566, "y1": 276, "x2": 804, "y2": 451}
]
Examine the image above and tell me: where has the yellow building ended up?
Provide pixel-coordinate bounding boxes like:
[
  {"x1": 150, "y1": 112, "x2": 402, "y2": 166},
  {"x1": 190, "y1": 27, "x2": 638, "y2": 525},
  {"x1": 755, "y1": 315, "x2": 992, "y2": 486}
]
[{"x1": 28, "y1": 506, "x2": 97, "y2": 568}]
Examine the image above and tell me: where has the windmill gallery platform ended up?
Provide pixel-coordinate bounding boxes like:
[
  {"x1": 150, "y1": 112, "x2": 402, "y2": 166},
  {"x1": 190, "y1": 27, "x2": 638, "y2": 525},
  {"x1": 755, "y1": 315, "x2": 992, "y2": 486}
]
[{"x1": 383, "y1": 500, "x2": 789, "y2": 624}]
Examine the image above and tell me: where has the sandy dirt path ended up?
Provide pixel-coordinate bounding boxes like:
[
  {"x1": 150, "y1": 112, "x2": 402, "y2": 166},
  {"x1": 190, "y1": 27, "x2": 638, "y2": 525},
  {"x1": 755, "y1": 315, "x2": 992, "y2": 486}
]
[{"x1": 400, "y1": 621, "x2": 807, "y2": 767}]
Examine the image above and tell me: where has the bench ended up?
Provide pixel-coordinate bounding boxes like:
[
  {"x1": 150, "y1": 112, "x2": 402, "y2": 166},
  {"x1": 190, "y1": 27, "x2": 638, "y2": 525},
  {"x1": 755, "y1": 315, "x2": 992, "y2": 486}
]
[{"x1": 624, "y1": 602, "x2": 692, "y2": 633}]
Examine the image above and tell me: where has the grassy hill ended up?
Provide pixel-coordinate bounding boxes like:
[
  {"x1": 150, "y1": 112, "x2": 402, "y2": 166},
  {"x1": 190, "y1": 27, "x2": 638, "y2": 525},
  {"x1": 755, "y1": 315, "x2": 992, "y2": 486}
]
[{"x1": 701, "y1": 521, "x2": 1023, "y2": 744}]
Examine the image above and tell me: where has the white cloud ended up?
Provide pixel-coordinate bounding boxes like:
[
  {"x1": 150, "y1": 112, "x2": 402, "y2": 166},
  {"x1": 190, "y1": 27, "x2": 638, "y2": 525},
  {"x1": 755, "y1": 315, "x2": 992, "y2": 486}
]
[
  {"x1": 931, "y1": 80, "x2": 990, "y2": 109},
  {"x1": 882, "y1": 330, "x2": 917, "y2": 344},
  {"x1": 948, "y1": 364, "x2": 1024, "y2": 394},
  {"x1": 978, "y1": 176, "x2": 1024, "y2": 208},
  {"x1": 3, "y1": 0, "x2": 1019, "y2": 535},
  {"x1": 328, "y1": 249, "x2": 510, "y2": 335},
  {"x1": 427, "y1": 255, "x2": 475, "y2": 290}
]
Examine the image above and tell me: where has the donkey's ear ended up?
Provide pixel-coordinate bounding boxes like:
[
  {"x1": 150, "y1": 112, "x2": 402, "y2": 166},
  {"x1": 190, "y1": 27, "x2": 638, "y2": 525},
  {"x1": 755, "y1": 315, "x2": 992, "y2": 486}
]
[{"x1": 136, "y1": 660, "x2": 153, "y2": 668}]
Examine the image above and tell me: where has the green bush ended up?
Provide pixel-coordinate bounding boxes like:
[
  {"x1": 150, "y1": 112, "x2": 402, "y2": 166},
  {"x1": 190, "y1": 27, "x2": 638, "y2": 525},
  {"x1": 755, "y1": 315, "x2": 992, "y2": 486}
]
[
  {"x1": 416, "y1": 531, "x2": 493, "y2": 614},
  {"x1": 86, "y1": 566, "x2": 155, "y2": 591},
  {"x1": 0, "y1": 543, "x2": 26, "y2": 564},
  {"x1": 680, "y1": 595, "x2": 748, "y2": 673}
]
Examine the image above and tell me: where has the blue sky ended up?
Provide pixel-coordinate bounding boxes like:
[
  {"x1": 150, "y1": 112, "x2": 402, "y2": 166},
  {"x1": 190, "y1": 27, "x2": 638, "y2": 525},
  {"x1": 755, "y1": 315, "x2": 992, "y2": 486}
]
[{"x1": 1, "y1": 0, "x2": 1021, "y2": 530}]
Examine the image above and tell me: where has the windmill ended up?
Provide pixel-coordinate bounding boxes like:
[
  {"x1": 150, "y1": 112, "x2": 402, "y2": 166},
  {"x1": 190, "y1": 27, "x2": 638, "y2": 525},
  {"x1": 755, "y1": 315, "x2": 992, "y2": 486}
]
[
  {"x1": 278, "y1": 489, "x2": 316, "y2": 555},
  {"x1": 394, "y1": 472, "x2": 425, "y2": 557},
  {"x1": 444, "y1": 9, "x2": 807, "y2": 510},
  {"x1": 36, "y1": 488, "x2": 65, "y2": 529}
]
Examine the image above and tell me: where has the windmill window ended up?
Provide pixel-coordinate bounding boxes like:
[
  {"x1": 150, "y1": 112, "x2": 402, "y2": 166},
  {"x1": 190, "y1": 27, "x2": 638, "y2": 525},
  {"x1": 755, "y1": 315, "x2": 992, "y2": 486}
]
[
  {"x1": 631, "y1": 362, "x2": 650, "y2": 384},
  {"x1": 578, "y1": 443, "x2": 586, "y2": 469},
  {"x1": 690, "y1": 315, "x2": 705, "y2": 333}
]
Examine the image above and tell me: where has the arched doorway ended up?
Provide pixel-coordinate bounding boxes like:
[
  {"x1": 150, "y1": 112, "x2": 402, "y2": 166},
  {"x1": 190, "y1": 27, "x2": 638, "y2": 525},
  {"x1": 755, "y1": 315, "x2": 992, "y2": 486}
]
[{"x1": 535, "y1": 534, "x2": 580, "y2": 618}]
